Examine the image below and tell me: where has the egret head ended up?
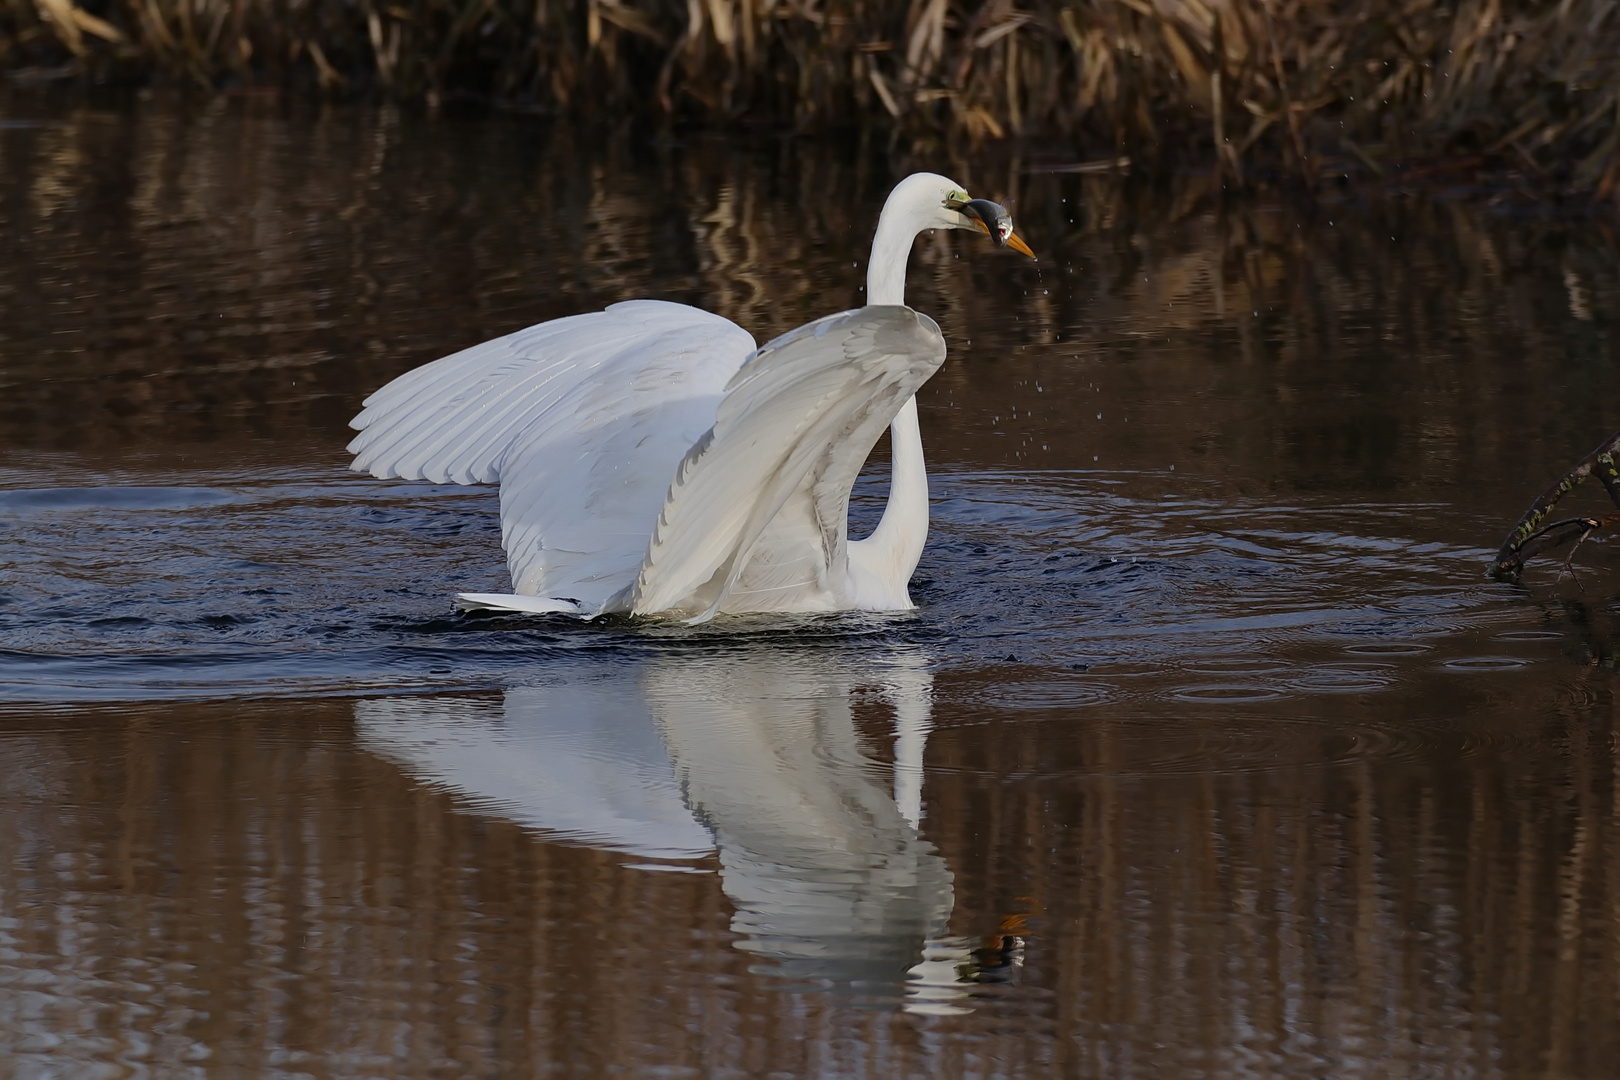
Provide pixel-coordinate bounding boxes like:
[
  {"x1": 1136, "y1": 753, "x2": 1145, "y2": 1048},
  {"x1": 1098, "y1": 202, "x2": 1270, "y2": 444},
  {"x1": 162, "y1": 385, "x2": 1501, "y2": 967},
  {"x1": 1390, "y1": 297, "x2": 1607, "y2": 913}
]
[
  {"x1": 886, "y1": 174, "x2": 1034, "y2": 257},
  {"x1": 867, "y1": 173, "x2": 1035, "y2": 303}
]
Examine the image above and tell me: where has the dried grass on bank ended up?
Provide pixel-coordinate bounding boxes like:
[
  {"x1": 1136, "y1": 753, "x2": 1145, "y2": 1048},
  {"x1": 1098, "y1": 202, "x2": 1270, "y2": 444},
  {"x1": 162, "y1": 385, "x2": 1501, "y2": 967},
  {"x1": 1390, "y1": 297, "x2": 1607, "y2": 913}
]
[{"x1": 3, "y1": 0, "x2": 1618, "y2": 193}]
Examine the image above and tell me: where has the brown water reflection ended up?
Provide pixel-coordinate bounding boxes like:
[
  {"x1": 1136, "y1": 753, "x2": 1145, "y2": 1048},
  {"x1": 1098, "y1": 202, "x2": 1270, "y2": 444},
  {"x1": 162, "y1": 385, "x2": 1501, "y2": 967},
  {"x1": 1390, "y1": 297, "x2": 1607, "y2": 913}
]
[
  {"x1": 4, "y1": 96, "x2": 1616, "y2": 500},
  {"x1": 1, "y1": 671, "x2": 1617, "y2": 1076},
  {"x1": 2, "y1": 93, "x2": 1620, "y2": 1076}
]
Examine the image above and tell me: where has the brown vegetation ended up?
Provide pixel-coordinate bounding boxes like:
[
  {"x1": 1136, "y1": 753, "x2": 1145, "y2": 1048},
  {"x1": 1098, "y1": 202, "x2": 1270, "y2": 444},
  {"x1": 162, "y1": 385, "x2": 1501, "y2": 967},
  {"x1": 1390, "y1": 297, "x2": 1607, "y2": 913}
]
[{"x1": 3, "y1": 0, "x2": 1618, "y2": 191}]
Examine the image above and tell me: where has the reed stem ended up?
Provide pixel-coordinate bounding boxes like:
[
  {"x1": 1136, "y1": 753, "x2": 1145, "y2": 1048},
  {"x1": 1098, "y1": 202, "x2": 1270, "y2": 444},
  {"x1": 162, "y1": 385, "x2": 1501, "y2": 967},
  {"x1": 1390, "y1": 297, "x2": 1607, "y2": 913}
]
[{"x1": 4, "y1": 0, "x2": 1617, "y2": 194}]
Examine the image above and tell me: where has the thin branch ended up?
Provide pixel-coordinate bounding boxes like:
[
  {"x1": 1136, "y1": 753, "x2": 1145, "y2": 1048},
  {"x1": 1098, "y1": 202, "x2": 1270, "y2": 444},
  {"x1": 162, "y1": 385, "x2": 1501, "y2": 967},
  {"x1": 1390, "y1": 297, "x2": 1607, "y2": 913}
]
[{"x1": 1491, "y1": 424, "x2": 1620, "y2": 577}]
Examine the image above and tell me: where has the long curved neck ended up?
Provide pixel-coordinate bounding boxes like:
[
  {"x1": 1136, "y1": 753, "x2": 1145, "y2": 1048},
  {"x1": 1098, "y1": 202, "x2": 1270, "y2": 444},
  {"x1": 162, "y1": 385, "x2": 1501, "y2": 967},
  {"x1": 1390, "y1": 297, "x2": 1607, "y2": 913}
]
[
  {"x1": 866, "y1": 209, "x2": 918, "y2": 306},
  {"x1": 856, "y1": 395, "x2": 929, "y2": 591},
  {"x1": 852, "y1": 202, "x2": 930, "y2": 598}
]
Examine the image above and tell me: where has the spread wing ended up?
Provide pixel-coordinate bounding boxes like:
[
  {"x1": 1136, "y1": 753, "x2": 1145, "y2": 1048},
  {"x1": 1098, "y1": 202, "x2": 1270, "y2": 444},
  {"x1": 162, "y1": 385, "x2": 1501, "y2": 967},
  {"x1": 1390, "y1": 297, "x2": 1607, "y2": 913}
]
[
  {"x1": 349, "y1": 300, "x2": 756, "y2": 611},
  {"x1": 624, "y1": 305, "x2": 946, "y2": 621}
]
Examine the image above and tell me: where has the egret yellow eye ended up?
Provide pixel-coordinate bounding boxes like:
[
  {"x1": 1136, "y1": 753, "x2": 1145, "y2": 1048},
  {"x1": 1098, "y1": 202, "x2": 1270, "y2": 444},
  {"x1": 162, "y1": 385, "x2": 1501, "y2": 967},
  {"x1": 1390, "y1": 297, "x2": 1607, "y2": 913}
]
[{"x1": 943, "y1": 190, "x2": 970, "y2": 211}]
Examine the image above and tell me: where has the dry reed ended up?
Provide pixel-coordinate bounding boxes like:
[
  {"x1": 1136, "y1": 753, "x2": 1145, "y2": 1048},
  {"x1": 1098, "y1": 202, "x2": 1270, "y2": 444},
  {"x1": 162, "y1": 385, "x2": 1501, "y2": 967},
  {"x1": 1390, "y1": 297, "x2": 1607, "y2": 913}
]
[{"x1": 3, "y1": 0, "x2": 1618, "y2": 193}]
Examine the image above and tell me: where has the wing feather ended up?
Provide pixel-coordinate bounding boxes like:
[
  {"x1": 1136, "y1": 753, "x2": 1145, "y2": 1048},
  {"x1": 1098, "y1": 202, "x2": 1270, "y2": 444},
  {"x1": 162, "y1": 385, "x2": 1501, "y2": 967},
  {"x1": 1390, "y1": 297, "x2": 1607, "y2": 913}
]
[
  {"x1": 349, "y1": 300, "x2": 755, "y2": 610},
  {"x1": 349, "y1": 300, "x2": 735, "y2": 486},
  {"x1": 626, "y1": 306, "x2": 946, "y2": 619}
]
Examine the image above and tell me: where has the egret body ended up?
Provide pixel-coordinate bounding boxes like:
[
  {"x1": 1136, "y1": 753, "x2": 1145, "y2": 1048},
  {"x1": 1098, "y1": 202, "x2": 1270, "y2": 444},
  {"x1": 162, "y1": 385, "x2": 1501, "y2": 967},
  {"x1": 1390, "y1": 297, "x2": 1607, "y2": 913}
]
[{"x1": 348, "y1": 173, "x2": 1031, "y2": 621}]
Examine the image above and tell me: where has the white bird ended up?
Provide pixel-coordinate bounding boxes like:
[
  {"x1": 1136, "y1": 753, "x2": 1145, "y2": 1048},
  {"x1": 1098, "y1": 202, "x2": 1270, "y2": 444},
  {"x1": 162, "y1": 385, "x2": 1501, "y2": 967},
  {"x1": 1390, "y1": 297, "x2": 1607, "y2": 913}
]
[{"x1": 347, "y1": 172, "x2": 1033, "y2": 622}]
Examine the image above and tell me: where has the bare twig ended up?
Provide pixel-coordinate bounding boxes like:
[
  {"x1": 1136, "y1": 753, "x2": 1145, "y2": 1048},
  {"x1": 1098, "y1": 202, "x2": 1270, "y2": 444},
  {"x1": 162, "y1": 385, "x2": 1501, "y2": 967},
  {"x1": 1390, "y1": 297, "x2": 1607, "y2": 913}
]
[
  {"x1": 1491, "y1": 426, "x2": 1620, "y2": 578},
  {"x1": 1556, "y1": 520, "x2": 1606, "y2": 591}
]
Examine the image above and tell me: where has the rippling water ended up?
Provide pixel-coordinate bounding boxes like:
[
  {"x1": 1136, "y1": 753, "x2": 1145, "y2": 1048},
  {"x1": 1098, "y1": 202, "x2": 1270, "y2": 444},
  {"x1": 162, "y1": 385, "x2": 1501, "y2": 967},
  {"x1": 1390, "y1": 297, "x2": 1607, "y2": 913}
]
[{"x1": 2, "y1": 93, "x2": 1619, "y2": 1077}]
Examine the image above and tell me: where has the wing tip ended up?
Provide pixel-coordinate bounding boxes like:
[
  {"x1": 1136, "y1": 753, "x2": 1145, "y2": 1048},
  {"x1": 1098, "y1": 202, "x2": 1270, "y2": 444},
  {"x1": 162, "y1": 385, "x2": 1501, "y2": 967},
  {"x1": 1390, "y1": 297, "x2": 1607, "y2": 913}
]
[{"x1": 455, "y1": 593, "x2": 586, "y2": 616}]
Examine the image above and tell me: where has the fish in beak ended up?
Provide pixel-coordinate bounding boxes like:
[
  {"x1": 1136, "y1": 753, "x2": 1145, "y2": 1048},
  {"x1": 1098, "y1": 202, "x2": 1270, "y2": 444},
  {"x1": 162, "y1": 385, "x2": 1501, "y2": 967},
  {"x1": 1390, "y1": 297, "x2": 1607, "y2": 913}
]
[{"x1": 961, "y1": 198, "x2": 1035, "y2": 258}]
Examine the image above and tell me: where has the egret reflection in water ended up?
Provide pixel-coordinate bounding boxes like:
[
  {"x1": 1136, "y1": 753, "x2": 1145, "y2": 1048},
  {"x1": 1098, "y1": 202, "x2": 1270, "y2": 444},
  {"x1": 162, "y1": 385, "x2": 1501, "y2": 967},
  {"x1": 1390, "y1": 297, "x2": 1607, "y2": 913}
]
[{"x1": 354, "y1": 648, "x2": 972, "y2": 1008}]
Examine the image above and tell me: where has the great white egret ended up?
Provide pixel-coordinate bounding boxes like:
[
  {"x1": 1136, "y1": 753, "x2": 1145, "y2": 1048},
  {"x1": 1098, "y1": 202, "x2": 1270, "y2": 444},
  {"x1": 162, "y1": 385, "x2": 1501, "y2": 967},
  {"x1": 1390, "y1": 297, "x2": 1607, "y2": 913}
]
[{"x1": 347, "y1": 172, "x2": 1033, "y2": 621}]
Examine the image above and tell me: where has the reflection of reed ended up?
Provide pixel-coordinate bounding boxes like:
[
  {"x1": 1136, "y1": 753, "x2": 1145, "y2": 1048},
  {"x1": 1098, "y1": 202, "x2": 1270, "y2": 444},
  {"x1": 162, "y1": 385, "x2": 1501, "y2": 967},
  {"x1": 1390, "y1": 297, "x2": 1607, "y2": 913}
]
[
  {"x1": 0, "y1": 111, "x2": 879, "y2": 455},
  {"x1": 1, "y1": 681, "x2": 1618, "y2": 1072},
  {"x1": 1, "y1": 106, "x2": 1614, "y2": 509},
  {"x1": 933, "y1": 169, "x2": 1620, "y2": 504},
  {"x1": 924, "y1": 679, "x2": 1620, "y2": 1075}
]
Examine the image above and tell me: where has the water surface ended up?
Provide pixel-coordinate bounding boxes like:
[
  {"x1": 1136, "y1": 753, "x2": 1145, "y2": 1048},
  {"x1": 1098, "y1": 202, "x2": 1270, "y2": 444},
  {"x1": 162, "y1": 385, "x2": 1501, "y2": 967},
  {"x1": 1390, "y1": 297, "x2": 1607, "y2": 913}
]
[{"x1": 1, "y1": 94, "x2": 1619, "y2": 1077}]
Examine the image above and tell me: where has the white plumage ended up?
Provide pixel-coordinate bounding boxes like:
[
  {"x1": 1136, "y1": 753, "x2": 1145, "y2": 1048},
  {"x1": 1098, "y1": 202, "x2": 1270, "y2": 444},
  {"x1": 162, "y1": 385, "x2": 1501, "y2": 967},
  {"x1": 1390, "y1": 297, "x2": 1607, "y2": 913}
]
[{"x1": 348, "y1": 173, "x2": 1030, "y2": 621}]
